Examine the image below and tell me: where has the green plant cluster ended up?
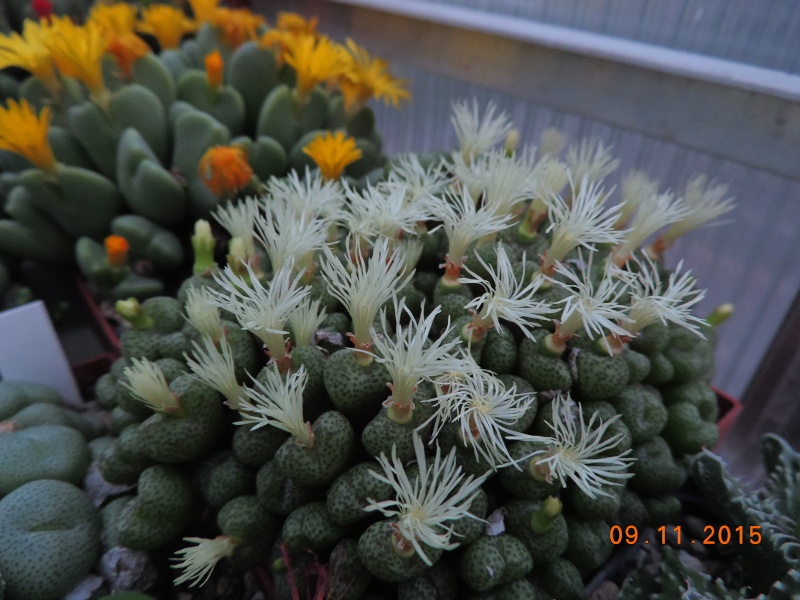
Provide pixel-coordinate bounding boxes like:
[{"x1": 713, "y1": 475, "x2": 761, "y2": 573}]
[
  {"x1": 619, "y1": 433, "x2": 800, "y2": 600},
  {"x1": 0, "y1": 380, "x2": 106, "y2": 600},
  {"x1": 77, "y1": 146, "x2": 733, "y2": 599},
  {"x1": 0, "y1": 16, "x2": 387, "y2": 299}
]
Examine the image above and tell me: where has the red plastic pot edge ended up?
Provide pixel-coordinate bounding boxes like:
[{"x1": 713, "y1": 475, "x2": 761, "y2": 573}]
[{"x1": 712, "y1": 385, "x2": 741, "y2": 449}]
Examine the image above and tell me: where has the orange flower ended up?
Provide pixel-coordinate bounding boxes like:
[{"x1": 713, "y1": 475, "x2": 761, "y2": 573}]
[
  {"x1": 89, "y1": 2, "x2": 150, "y2": 79},
  {"x1": 106, "y1": 33, "x2": 151, "y2": 80},
  {"x1": 214, "y1": 8, "x2": 264, "y2": 48},
  {"x1": 105, "y1": 235, "x2": 129, "y2": 267},
  {"x1": 0, "y1": 99, "x2": 56, "y2": 173},
  {"x1": 137, "y1": 5, "x2": 197, "y2": 50},
  {"x1": 0, "y1": 19, "x2": 60, "y2": 94},
  {"x1": 204, "y1": 50, "x2": 224, "y2": 88},
  {"x1": 302, "y1": 131, "x2": 362, "y2": 180},
  {"x1": 340, "y1": 38, "x2": 409, "y2": 114},
  {"x1": 198, "y1": 145, "x2": 253, "y2": 197},
  {"x1": 284, "y1": 33, "x2": 348, "y2": 98}
]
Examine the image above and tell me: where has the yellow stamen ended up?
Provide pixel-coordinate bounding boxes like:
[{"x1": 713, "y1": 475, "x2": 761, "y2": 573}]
[
  {"x1": 0, "y1": 99, "x2": 57, "y2": 173},
  {"x1": 198, "y1": 145, "x2": 253, "y2": 197},
  {"x1": 105, "y1": 235, "x2": 129, "y2": 267},
  {"x1": 302, "y1": 130, "x2": 362, "y2": 180},
  {"x1": 204, "y1": 50, "x2": 223, "y2": 88},
  {"x1": 340, "y1": 38, "x2": 409, "y2": 114},
  {"x1": 137, "y1": 5, "x2": 197, "y2": 50}
]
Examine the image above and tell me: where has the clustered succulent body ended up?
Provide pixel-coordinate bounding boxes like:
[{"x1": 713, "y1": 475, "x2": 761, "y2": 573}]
[
  {"x1": 0, "y1": 380, "x2": 106, "y2": 600},
  {"x1": 0, "y1": 0, "x2": 405, "y2": 299},
  {"x1": 618, "y1": 433, "x2": 800, "y2": 600},
  {"x1": 70, "y1": 98, "x2": 741, "y2": 600}
]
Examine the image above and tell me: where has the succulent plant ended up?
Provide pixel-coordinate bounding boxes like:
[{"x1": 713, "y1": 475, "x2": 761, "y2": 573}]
[
  {"x1": 617, "y1": 433, "x2": 800, "y2": 599},
  {"x1": 78, "y1": 96, "x2": 741, "y2": 599},
  {"x1": 0, "y1": 0, "x2": 407, "y2": 298}
]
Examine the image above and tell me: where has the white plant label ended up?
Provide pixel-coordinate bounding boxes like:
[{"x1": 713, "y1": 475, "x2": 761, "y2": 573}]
[{"x1": 0, "y1": 300, "x2": 82, "y2": 406}]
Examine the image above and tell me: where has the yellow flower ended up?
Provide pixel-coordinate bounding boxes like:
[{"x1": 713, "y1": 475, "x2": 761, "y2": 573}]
[
  {"x1": 284, "y1": 33, "x2": 348, "y2": 98},
  {"x1": 0, "y1": 20, "x2": 60, "y2": 94},
  {"x1": 188, "y1": 0, "x2": 220, "y2": 25},
  {"x1": 46, "y1": 17, "x2": 109, "y2": 99},
  {"x1": 198, "y1": 145, "x2": 253, "y2": 197},
  {"x1": 0, "y1": 99, "x2": 56, "y2": 173},
  {"x1": 302, "y1": 131, "x2": 362, "y2": 180},
  {"x1": 89, "y1": 3, "x2": 138, "y2": 35},
  {"x1": 340, "y1": 38, "x2": 410, "y2": 114},
  {"x1": 137, "y1": 5, "x2": 197, "y2": 50},
  {"x1": 258, "y1": 28, "x2": 291, "y2": 65},
  {"x1": 276, "y1": 12, "x2": 318, "y2": 36}
]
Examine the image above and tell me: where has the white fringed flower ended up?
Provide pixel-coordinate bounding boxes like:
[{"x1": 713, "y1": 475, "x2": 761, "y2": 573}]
[
  {"x1": 612, "y1": 192, "x2": 688, "y2": 264},
  {"x1": 624, "y1": 256, "x2": 707, "y2": 337},
  {"x1": 547, "y1": 255, "x2": 633, "y2": 342},
  {"x1": 530, "y1": 156, "x2": 570, "y2": 200},
  {"x1": 381, "y1": 153, "x2": 451, "y2": 206},
  {"x1": 396, "y1": 237, "x2": 425, "y2": 278},
  {"x1": 210, "y1": 260, "x2": 309, "y2": 362},
  {"x1": 452, "y1": 148, "x2": 536, "y2": 218},
  {"x1": 122, "y1": 358, "x2": 179, "y2": 413},
  {"x1": 541, "y1": 178, "x2": 625, "y2": 275},
  {"x1": 184, "y1": 286, "x2": 223, "y2": 342},
  {"x1": 368, "y1": 299, "x2": 466, "y2": 414},
  {"x1": 184, "y1": 335, "x2": 244, "y2": 409},
  {"x1": 534, "y1": 394, "x2": 635, "y2": 498},
  {"x1": 319, "y1": 237, "x2": 413, "y2": 350},
  {"x1": 436, "y1": 187, "x2": 513, "y2": 281},
  {"x1": 287, "y1": 296, "x2": 327, "y2": 347},
  {"x1": 253, "y1": 200, "x2": 328, "y2": 274},
  {"x1": 237, "y1": 362, "x2": 313, "y2": 446},
  {"x1": 565, "y1": 138, "x2": 620, "y2": 186},
  {"x1": 365, "y1": 432, "x2": 490, "y2": 565},
  {"x1": 213, "y1": 197, "x2": 260, "y2": 259},
  {"x1": 431, "y1": 369, "x2": 542, "y2": 469},
  {"x1": 341, "y1": 182, "x2": 433, "y2": 243},
  {"x1": 538, "y1": 127, "x2": 568, "y2": 158},
  {"x1": 617, "y1": 170, "x2": 659, "y2": 227},
  {"x1": 460, "y1": 244, "x2": 554, "y2": 340},
  {"x1": 172, "y1": 536, "x2": 237, "y2": 587},
  {"x1": 660, "y1": 174, "x2": 736, "y2": 246},
  {"x1": 451, "y1": 98, "x2": 512, "y2": 163},
  {"x1": 266, "y1": 167, "x2": 344, "y2": 221}
]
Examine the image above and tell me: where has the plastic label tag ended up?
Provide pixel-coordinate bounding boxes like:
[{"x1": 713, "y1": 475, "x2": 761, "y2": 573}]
[{"x1": 0, "y1": 300, "x2": 82, "y2": 406}]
